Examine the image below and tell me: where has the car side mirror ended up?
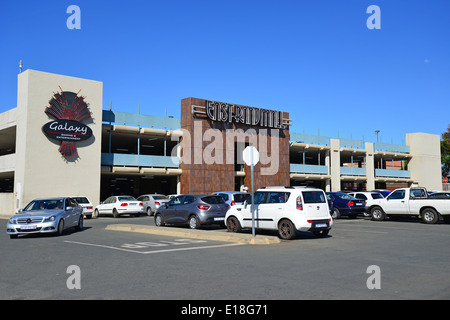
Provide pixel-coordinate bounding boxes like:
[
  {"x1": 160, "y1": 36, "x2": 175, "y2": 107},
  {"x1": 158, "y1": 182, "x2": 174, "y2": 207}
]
[{"x1": 66, "y1": 206, "x2": 73, "y2": 211}]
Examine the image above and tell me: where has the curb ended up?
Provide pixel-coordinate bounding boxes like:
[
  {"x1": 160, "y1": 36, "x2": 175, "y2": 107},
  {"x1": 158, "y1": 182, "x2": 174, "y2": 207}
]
[{"x1": 105, "y1": 224, "x2": 281, "y2": 245}]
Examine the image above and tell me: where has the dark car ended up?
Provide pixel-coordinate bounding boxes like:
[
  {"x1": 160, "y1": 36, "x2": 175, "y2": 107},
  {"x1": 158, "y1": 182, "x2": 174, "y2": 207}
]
[
  {"x1": 154, "y1": 194, "x2": 230, "y2": 229},
  {"x1": 428, "y1": 192, "x2": 450, "y2": 199},
  {"x1": 326, "y1": 192, "x2": 366, "y2": 219}
]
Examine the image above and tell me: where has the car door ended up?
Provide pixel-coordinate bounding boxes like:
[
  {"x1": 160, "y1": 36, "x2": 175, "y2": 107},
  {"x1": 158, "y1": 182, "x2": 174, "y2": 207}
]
[
  {"x1": 240, "y1": 192, "x2": 266, "y2": 229},
  {"x1": 256, "y1": 192, "x2": 287, "y2": 229},
  {"x1": 102, "y1": 197, "x2": 116, "y2": 215},
  {"x1": 385, "y1": 190, "x2": 408, "y2": 214},
  {"x1": 164, "y1": 196, "x2": 184, "y2": 223}
]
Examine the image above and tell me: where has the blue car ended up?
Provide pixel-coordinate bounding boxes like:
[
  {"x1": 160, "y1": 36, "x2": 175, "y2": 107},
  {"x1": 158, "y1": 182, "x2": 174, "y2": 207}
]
[{"x1": 326, "y1": 192, "x2": 366, "y2": 219}]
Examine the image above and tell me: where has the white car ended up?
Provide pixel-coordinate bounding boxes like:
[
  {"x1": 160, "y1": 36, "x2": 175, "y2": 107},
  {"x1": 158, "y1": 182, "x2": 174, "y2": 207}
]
[
  {"x1": 137, "y1": 194, "x2": 170, "y2": 216},
  {"x1": 94, "y1": 195, "x2": 144, "y2": 218},
  {"x1": 225, "y1": 186, "x2": 333, "y2": 240},
  {"x1": 71, "y1": 196, "x2": 94, "y2": 219},
  {"x1": 347, "y1": 191, "x2": 384, "y2": 217}
]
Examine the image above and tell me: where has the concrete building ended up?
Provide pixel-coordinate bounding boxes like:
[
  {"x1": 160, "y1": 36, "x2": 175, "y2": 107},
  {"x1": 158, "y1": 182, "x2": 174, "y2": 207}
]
[{"x1": 0, "y1": 70, "x2": 443, "y2": 215}]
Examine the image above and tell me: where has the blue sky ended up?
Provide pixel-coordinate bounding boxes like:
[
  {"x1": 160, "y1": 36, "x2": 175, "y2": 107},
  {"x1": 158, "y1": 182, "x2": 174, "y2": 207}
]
[{"x1": 1, "y1": 0, "x2": 449, "y2": 144}]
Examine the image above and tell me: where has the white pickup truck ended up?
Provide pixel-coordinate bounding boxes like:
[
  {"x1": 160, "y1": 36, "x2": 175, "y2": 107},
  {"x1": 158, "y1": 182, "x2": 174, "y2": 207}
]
[{"x1": 370, "y1": 187, "x2": 450, "y2": 224}]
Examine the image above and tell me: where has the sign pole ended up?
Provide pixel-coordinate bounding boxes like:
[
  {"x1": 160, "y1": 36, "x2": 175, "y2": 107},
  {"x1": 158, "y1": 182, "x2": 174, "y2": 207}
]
[
  {"x1": 250, "y1": 148, "x2": 255, "y2": 237},
  {"x1": 242, "y1": 146, "x2": 259, "y2": 238}
]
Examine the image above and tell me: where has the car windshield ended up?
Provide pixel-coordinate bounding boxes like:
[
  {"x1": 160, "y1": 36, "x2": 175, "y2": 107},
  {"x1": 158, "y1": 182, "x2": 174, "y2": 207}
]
[
  {"x1": 118, "y1": 196, "x2": 137, "y2": 202},
  {"x1": 201, "y1": 196, "x2": 225, "y2": 204},
  {"x1": 24, "y1": 199, "x2": 64, "y2": 211},
  {"x1": 153, "y1": 195, "x2": 168, "y2": 200},
  {"x1": 234, "y1": 194, "x2": 250, "y2": 202}
]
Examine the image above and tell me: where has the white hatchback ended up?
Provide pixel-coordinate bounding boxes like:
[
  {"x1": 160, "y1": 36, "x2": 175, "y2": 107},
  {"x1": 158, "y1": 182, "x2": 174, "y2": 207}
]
[{"x1": 225, "y1": 186, "x2": 333, "y2": 240}]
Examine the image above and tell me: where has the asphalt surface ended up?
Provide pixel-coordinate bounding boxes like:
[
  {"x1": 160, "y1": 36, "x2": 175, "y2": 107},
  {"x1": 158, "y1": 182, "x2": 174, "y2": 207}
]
[{"x1": 1, "y1": 215, "x2": 450, "y2": 300}]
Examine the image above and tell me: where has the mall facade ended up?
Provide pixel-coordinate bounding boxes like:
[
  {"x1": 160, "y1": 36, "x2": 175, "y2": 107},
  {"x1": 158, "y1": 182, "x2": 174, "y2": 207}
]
[{"x1": 0, "y1": 70, "x2": 443, "y2": 215}]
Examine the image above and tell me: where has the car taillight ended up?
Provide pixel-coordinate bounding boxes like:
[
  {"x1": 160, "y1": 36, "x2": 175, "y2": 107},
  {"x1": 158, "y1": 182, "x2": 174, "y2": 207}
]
[
  {"x1": 120, "y1": 203, "x2": 128, "y2": 207},
  {"x1": 296, "y1": 196, "x2": 303, "y2": 210},
  {"x1": 155, "y1": 201, "x2": 160, "y2": 206},
  {"x1": 231, "y1": 200, "x2": 235, "y2": 206},
  {"x1": 348, "y1": 201, "x2": 354, "y2": 206},
  {"x1": 87, "y1": 206, "x2": 92, "y2": 210},
  {"x1": 139, "y1": 202, "x2": 143, "y2": 206},
  {"x1": 197, "y1": 205, "x2": 210, "y2": 210}
]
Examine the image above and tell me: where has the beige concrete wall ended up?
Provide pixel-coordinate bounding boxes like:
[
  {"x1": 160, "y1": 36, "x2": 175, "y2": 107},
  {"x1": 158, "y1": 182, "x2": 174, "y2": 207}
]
[
  {"x1": 14, "y1": 70, "x2": 103, "y2": 210},
  {"x1": 365, "y1": 142, "x2": 375, "y2": 191},
  {"x1": 406, "y1": 132, "x2": 442, "y2": 191},
  {"x1": 330, "y1": 138, "x2": 340, "y2": 191}
]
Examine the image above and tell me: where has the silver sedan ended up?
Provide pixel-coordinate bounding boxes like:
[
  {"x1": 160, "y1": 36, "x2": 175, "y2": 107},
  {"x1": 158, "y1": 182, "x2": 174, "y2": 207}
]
[{"x1": 6, "y1": 197, "x2": 84, "y2": 239}]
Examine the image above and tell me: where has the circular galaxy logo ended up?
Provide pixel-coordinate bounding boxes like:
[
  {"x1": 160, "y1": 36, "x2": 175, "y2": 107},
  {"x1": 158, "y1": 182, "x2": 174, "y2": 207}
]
[{"x1": 42, "y1": 87, "x2": 93, "y2": 157}]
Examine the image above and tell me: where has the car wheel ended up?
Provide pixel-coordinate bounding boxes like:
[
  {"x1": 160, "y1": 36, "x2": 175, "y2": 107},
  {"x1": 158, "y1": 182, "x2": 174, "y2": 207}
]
[
  {"x1": 278, "y1": 219, "x2": 296, "y2": 240},
  {"x1": 56, "y1": 219, "x2": 64, "y2": 236},
  {"x1": 189, "y1": 215, "x2": 201, "y2": 229},
  {"x1": 112, "y1": 208, "x2": 119, "y2": 218},
  {"x1": 154, "y1": 214, "x2": 164, "y2": 226},
  {"x1": 331, "y1": 207, "x2": 341, "y2": 219},
  {"x1": 421, "y1": 208, "x2": 439, "y2": 224},
  {"x1": 75, "y1": 216, "x2": 84, "y2": 231},
  {"x1": 147, "y1": 207, "x2": 153, "y2": 216},
  {"x1": 371, "y1": 207, "x2": 385, "y2": 221},
  {"x1": 227, "y1": 216, "x2": 241, "y2": 233},
  {"x1": 93, "y1": 209, "x2": 99, "y2": 219}
]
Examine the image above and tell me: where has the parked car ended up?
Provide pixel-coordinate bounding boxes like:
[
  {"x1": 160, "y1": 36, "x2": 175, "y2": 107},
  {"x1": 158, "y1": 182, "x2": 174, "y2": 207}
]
[
  {"x1": 348, "y1": 191, "x2": 384, "y2": 217},
  {"x1": 6, "y1": 197, "x2": 84, "y2": 239},
  {"x1": 94, "y1": 196, "x2": 144, "y2": 218},
  {"x1": 211, "y1": 191, "x2": 250, "y2": 206},
  {"x1": 326, "y1": 192, "x2": 366, "y2": 219},
  {"x1": 370, "y1": 187, "x2": 450, "y2": 224},
  {"x1": 225, "y1": 186, "x2": 333, "y2": 240},
  {"x1": 428, "y1": 192, "x2": 450, "y2": 199},
  {"x1": 154, "y1": 194, "x2": 229, "y2": 229},
  {"x1": 137, "y1": 194, "x2": 170, "y2": 216},
  {"x1": 71, "y1": 196, "x2": 94, "y2": 219}
]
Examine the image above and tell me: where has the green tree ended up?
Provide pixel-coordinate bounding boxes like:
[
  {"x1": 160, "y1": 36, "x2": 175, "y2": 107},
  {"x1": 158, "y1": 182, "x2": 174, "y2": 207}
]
[{"x1": 442, "y1": 125, "x2": 450, "y2": 178}]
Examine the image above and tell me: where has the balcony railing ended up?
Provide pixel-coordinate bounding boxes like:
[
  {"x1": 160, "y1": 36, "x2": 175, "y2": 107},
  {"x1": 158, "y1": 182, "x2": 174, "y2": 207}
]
[
  {"x1": 375, "y1": 169, "x2": 410, "y2": 178},
  {"x1": 290, "y1": 163, "x2": 329, "y2": 175},
  {"x1": 340, "y1": 167, "x2": 366, "y2": 176},
  {"x1": 101, "y1": 153, "x2": 180, "y2": 168}
]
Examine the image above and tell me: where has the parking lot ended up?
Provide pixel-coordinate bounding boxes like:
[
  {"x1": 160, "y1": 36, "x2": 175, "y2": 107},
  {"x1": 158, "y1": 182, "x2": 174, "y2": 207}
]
[{"x1": 1, "y1": 215, "x2": 450, "y2": 300}]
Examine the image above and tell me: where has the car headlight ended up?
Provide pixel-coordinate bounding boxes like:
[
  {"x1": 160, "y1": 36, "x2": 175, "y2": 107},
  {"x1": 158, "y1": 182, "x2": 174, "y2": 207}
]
[
  {"x1": 8, "y1": 218, "x2": 16, "y2": 224},
  {"x1": 44, "y1": 216, "x2": 56, "y2": 222}
]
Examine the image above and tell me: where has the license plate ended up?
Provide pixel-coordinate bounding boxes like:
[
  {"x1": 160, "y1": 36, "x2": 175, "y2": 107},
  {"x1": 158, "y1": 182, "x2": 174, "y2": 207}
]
[
  {"x1": 214, "y1": 217, "x2": 225, "y2": 221},
  {"x1": 315, "y1": 223, "x2": 327, "y2": 228},
  {"x1": 129, "y1": 203, "x2": 137, "y2": 206},
  {"x1": 356, "y1": 203, "x2": 363, "y2": 206},
  {"x1": 21, "y1": 225, "x2": 37, "y2": 230}
]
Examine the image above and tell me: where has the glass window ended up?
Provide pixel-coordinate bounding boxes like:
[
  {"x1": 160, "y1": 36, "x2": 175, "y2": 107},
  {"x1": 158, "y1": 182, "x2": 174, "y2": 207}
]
[
  {"x1": 388, "y1": 190, "x2": 405, "y2": 200},
  {"x1": 201, "y1": 196, "x2": 225, "y2": 204},
  {"x1": 302, "y1": 191, "x2": 326, "y2": 203},
  {"x1": 410, "y1": 189, "x2": 426, "y2": 198},
  {"x1": 218, "y1": 193, "x2": 229, "y2": 201},
  {"x1": 233, "y1": 193, "x2": 250, "y2": 203},
  {"x1": 183, "y1": 196, "x2": 196, "y2": 204},
  {"x1": 169, "y1": 196, "x2": 183, "y2": 206},
  {"x1": 370, "y1": 193, "x2": 384, "y2": 199}
]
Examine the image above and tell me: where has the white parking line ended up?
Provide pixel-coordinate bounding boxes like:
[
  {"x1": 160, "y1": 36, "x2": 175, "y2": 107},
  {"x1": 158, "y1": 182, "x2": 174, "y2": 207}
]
[{"x1": 64, "y1": 240, "x2": 244, "y2": 254}]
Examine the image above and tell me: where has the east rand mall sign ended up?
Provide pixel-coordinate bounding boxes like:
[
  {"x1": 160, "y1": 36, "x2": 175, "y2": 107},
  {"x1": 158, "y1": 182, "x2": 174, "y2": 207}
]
[
  {"x1": 42, "y1": 87, "x2": 93, "y2": 157},
  {"x1": 194, "y1": 100, "x2": 291, "y2": 129}
]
